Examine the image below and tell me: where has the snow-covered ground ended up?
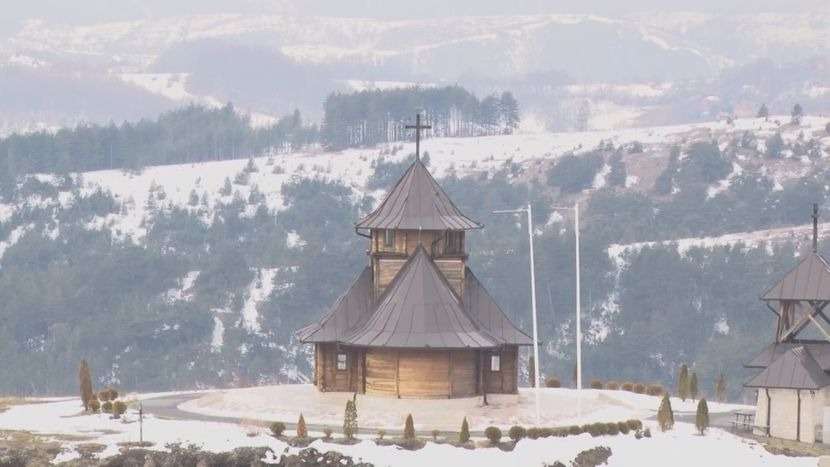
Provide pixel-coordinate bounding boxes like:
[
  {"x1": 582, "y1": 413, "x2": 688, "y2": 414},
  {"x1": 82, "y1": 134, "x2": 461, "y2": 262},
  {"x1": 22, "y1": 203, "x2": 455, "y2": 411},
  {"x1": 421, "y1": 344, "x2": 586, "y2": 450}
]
[
  {"x1": 178, "y1": 384, "x2": 748, "y2": 432},
  {"x1": 608, "y1": 221, "x2": 830, "y2": 266},
  {"x1": 0, "y1": 390, "x2": 813, "y2": 466}
]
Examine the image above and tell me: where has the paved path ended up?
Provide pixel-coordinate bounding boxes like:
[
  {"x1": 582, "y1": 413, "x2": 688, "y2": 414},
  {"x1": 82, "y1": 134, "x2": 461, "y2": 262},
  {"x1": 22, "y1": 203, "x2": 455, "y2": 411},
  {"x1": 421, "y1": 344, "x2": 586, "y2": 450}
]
[
  {"x1": 140, "y1": 393, "x2": 483, "y2": 437},
  {"x1": 143, "y1": 392, "x2": 747, "y2": 439}
]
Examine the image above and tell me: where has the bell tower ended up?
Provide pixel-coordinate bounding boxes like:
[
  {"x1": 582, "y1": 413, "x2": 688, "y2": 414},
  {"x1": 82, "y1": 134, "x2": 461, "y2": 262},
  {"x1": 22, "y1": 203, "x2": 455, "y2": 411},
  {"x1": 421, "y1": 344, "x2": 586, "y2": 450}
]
[
  {"x1": 762, "y1": 204, "x2": 830, "y2": 343},
  {"x1": 355, "y1": 114, "x2": 480, "y2": 299}
]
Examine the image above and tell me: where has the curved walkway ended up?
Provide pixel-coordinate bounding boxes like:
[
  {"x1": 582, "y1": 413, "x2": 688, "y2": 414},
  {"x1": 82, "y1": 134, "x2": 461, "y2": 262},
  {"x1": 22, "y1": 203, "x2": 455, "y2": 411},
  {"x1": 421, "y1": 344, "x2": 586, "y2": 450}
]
[{"x1": 140, "y1": 393, "x2": 484, "y2": 437}]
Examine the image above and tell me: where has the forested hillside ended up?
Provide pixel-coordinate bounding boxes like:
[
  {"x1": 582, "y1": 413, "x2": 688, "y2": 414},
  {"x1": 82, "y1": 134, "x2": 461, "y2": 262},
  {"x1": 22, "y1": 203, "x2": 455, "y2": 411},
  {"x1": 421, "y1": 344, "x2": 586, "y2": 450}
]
[{"x1": 1, "y1": 101, "x2": 829, "y2": 401}]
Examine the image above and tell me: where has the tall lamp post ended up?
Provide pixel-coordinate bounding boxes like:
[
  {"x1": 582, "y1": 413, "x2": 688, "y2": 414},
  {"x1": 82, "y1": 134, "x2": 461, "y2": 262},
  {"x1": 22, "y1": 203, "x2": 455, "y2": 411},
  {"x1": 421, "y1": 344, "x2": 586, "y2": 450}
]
[
  {"x1": 493, "y1": 204, "x2": 540, "y2": 426},
  {"x1": 550, "y1": 203, "x2": 581, "y2": 391}
]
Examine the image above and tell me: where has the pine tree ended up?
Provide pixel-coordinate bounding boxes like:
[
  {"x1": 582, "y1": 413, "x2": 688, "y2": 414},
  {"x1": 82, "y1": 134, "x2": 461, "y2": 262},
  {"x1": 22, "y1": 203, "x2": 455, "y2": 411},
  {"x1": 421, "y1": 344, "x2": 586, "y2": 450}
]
[
  {"x1": 343, "y1": 400, "x2": 358, "y2": 439},
  {"x1": 79, "y1": 359, "x2": 93, "y2": 412},
  {"x1": 188, "y1": 189, "x2": 199, "y2": 206},
  {"x1": 757, "y1": 103, "x2": 769, "y2": 120},
  {"x1": 220, "y1": 177, "x2": 233, "y2": 196},
  {"x1": 765, "y1": 133, "x2": 784, "y2": 159},
  {"x1": 689, "y1": 372, "x2": 699, "y2": 401},
  {"x1": 499, "y1": 91, "x2": 520, "y2": 132},
  {"x1": 527, "y1": 355, "x2": 536, "y2": 388},
  {"x1": 657, "y1": 393, "x2": 674, "y2": 432},
  {"x1": 459, "y1": 417, "x2": 470, "y2": 443},
  {"x1": 791, "y1": 103, "x2": 803, "y2": 125},
  {"x1": 297, "y1": 413, "x2": 307, "y2": 439},
  {"x1": 654, "y1": 145, "x2": 679, "y2": 195},
  {"x1": 404, "y1": 414, "x2": 416, "y2": 440},
  {"x1": 677, "y1": 364, "x2": 689, "y2": 401},
  {"x1": 715, "y1": 373, "x2": 727, "y2": 402},
  {"x1": 695, "y1": 399, "x2": 710, "y2": 435},
  {"x1": 608, "y1": 151, "x2": 627, "y2": 187}
]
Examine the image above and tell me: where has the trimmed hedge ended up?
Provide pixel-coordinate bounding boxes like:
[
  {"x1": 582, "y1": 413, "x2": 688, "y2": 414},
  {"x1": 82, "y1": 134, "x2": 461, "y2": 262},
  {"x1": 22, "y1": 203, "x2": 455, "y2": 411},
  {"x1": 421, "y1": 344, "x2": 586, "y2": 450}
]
[
  {"x1": 505, "y1": 420, "x2": 642, "y2": 441},
  {"x1": 270, "y1": 422, "x2": 286, "y2": 437},
  {"x1": 647, "y1": 384, "x2": 665, "y2": 396},
  {"x1": 605, "y1": 381, "x2": 620, "y2": 390},
  {"x1": 484, "y1": 426, "x2": 502, "y2": 445},
  {"x1": 545, "y1": 378, "x2": 561, "y2": 388},
  {"x1": 508, "y1": 425, "x2": 526, "y2": 442}
]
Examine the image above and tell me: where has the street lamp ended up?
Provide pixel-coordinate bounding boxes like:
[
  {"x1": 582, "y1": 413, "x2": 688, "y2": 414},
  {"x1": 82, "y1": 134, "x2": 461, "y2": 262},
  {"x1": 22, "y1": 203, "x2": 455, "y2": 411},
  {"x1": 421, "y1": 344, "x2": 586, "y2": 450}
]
[
  {"x1": 550, "y1": 203, "x2": 582, "y2": 391},
  {"x1": 493, "y1": 204, "x2": 541, "y2": 426}
]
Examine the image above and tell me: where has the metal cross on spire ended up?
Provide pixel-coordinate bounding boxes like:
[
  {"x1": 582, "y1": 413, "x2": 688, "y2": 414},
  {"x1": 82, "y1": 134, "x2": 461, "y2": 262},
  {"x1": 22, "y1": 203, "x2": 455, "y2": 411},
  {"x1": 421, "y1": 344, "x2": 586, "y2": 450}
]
[{"x1": 405, "y1": 113, "x2": 431, "y2": 161}]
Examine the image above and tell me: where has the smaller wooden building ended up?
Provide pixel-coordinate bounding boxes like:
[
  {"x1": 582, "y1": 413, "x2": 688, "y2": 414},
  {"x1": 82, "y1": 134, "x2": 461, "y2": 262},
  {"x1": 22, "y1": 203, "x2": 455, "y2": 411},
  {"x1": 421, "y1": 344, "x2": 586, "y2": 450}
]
[
  {"x1": 746, "y1": 205, "x2": 830, "y2": 443},
  {"x1": 297, "y1": 152, "x2": 531, "y2": 399}
]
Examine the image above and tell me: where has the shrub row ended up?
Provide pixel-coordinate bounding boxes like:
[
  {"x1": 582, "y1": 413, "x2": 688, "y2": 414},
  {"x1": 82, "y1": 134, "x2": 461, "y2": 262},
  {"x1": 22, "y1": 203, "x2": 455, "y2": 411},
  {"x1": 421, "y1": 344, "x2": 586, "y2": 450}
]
[
  {"x1": 520, "y1": 419, "x2": 643, "y2": 440},
  {"x1": 589, "y1": 379, "x2": 665, "y2": 396}
]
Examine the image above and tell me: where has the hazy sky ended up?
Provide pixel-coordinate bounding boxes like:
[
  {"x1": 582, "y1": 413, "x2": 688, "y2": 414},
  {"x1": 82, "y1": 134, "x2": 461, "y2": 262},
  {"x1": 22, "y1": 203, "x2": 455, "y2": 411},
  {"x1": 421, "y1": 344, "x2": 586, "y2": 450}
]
[{"x1": 2, "y1": 0, "x2": 826, "y2": 25}]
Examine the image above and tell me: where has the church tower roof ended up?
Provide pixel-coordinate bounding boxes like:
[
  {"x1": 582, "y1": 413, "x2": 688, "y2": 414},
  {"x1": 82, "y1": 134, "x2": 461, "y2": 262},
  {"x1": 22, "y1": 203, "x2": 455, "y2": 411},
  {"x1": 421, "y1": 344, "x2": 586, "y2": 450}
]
[
  {"x1": 356, "y1": 159, "x2": 481, "y2": 231},
  {"x1": 342, "y1": 247, "x2": 499, "y2": 348},
  {"x1": 761, "y1": 252, "x2": 830, "y2": 301}
]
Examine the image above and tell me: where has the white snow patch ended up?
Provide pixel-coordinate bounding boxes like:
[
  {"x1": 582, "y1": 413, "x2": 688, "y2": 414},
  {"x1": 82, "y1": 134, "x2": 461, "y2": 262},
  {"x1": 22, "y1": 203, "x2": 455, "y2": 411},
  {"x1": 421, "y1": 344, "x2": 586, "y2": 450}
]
[
  {"x1": 165, "y1": 270, "x2": 200, "y2": 302},
  {"x1": 608, "y1": 222, "x2": 830, "y2": 263},
  {"x1": 286, "y1": 231, "x2": 307, "y2": 249},
  {"x1": 714, "y1": 317, "x2": 730, "y2": 335},
  {"x1": 211, "y1": 316, "x2": 225, "y2": 352},
  {"x1": 592, "y1": 163, "x2": 611, "y2": 189},
  {"x1": 706, "y1": 162, "x2": 743, "y2": 199},
  {"x1": 241, "y1": 268, "x2": 278, "y2": 334}
]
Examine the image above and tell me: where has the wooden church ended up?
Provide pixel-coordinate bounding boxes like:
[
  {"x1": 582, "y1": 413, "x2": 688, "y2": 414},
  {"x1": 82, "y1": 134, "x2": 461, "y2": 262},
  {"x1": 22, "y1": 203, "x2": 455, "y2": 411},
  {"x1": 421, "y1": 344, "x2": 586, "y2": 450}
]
[
  {"x1": 297, "y1": 118, "x2": 531, "y2": 398},
  {"x1": 746, "y1": 205, "x2": 830, "y2": 443}
]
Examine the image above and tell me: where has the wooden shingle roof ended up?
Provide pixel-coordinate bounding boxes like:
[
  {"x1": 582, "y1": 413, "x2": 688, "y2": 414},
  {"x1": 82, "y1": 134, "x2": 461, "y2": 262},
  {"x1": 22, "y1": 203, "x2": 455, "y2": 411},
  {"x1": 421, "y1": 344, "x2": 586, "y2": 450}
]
[
  {"x1": 463, "y1": 269, "x2": 533, "y2": 346},
  {"x1": 295, "y1": 267, "x2": 373, "y2": 343},
  {"x1": 746, "y1": 341, "x2": 830, "y2": 370},
  {"x1": 356, "y1": 159, "x2": 481, "y2": 231},
  {"x1": 745, "y1": 346, "x2": 830, "y2": 390},
  {"x1": 762, "y1": 253, "x2": 830, "y2": 301},
  {"x1": 342, "y1": 247, "x2": 499, "y2": 348}
]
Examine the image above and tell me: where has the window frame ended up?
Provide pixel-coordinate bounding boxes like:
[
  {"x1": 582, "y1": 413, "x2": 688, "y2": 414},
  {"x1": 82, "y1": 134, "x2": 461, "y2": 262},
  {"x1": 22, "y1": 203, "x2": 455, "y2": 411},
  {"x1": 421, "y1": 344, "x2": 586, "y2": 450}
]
[
  {"x1": 490, "y1": 353, "x2": 501, "y2": 372},
  {"x1": 336, "y1": 352, "x2": 348, "y2": 371},
  {"x1": 383, "y1": 229, "x2": 395, "y2": 248}
]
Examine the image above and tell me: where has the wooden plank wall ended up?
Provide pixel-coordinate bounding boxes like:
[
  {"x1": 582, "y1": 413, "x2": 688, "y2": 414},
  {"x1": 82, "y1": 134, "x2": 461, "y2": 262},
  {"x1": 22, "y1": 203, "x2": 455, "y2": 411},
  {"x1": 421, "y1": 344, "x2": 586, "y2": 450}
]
[
  {"x1": 375, "y1": 258, "x2": 408, "y2": 297},
  {"x1": 365, "y1": 348, "x2": 478, "y2": 398},
  {"x1": 365, "y1": 349, "x2": 398, "y2": 396},
  {"x1": 483, "y1": 346, "x2": 519, "y2": 394},
  {"x1": 434, "y1": 258, "x2": 465, "y2": 296},
  {"x1": 316, "y1": 344, "x2": 363, "y2": 393}
]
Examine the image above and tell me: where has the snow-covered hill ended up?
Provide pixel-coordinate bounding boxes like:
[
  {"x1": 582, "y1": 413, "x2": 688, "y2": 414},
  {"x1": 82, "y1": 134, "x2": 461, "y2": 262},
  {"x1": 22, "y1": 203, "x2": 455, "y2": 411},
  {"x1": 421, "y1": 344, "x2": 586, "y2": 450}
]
[{"x1": 58, "y1": 115, "x2": 826, "y2": 243}]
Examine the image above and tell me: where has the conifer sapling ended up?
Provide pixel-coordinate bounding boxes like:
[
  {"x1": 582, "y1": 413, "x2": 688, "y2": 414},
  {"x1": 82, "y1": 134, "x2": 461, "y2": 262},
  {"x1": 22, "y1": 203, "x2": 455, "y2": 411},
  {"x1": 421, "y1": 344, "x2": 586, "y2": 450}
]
[
  {"x1": 459, "y1": 417, "x2": 470, "y2": 443},
  {"x1": 297, "y1": 413, "x2": 307, "y2": 439},
  {"x1": 79, "y1": 359, "x2": 94, "y2": 412},
  {"x1": 657, "y1": 393, "x2": 674, "y2": 432},
  {"x1": 696, "y1": 399, "x2": 710, "y2": 435},
  {"x1": 404, "y1": 414, "x2": 416, "y2": 440},
  {"x1": 689, "y1": 372, "x2": 698, "y2": 401}
]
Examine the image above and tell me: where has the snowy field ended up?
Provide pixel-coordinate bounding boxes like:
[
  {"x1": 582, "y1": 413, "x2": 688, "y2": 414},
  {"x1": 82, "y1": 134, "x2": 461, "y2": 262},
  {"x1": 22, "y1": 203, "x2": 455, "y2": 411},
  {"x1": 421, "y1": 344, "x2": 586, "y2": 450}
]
[
  {"x1": 178, "y1": 384, "x2": 748, "y2": 432},
  {"x1": 0, "y1": 390, "x2": 815, "y2": 466}
]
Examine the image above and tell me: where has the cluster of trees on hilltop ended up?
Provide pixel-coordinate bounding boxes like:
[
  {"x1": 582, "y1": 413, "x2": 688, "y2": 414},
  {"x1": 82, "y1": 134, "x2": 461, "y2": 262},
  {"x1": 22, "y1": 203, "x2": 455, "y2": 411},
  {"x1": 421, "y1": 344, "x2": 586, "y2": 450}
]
[
  {"x1": 0, "y1": 85, "x2": 523, "y2": 178},
  {"x1": 321, "y1": 86, "x2": 520, "y2": 149},
  {"x1": 0, "y1": 105, "x2": 318, "y2": 177}
]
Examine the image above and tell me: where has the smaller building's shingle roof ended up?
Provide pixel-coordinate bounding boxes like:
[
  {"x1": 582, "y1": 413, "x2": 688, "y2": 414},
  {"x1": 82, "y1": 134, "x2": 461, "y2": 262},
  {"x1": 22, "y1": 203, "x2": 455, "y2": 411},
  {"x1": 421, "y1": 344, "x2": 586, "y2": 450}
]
[
  {"x1": 745, "y1": 346, "x2": 830, "y2": 390},
  {"x1": 355, "y1": 159, "x2": 481, "y2": 231},
  {"x1": 342, "y1": 247, "x2": 499, "y2": 348},
  {"x1": 762, "y1": 253, "x2": 830, "y2": 301},
  {"x1": 746, "y1": 341, "x2": 830, "y2": 370},
  {"x1": 295, "y1": 267, "x2": 373, "y2": 343}
]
